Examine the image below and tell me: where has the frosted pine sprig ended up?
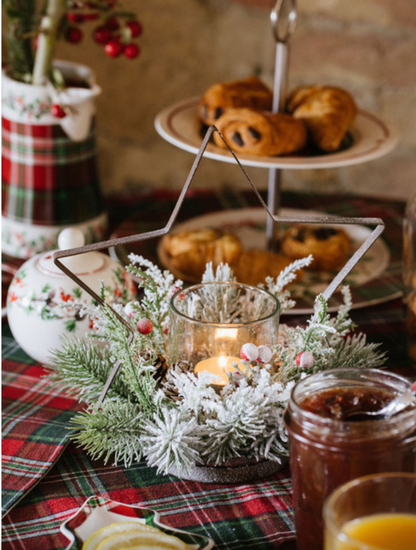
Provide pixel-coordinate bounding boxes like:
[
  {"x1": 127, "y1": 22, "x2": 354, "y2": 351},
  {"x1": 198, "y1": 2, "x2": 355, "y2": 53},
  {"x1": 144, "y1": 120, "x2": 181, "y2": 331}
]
[
  {"x1": 47, "y1": 257, "x2": 387, "y2": 475},
  {"x1": 141, "y1": 407, "x2": 203, "y2": 475}
]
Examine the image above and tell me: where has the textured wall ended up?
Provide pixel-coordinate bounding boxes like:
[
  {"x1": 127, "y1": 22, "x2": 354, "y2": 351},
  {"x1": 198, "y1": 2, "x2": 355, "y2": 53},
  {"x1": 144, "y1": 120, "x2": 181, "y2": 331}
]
[{"x1": 54, "y1": 0, "x2": 416, "y2": 201}]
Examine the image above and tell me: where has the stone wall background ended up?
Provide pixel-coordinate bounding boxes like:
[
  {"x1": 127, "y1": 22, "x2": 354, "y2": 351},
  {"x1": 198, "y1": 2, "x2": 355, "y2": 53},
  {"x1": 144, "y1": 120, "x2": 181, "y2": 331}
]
[{"x1": 52, "y1": 0, "x2": 415, "y2": 200}]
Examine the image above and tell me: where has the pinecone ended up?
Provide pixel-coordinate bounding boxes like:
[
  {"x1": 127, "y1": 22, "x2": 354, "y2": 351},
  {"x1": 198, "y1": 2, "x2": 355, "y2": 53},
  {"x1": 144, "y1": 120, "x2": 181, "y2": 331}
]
[
  {"x1": 135, "y1": 349, "x2": 169, "y2": 384},
  {"x1": 161, "y1": 360, "x2": 194, "y2": 402}
]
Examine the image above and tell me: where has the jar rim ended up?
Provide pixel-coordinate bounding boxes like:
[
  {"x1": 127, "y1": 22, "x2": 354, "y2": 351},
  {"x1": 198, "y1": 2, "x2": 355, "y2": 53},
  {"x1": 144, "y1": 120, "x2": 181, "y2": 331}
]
[{"x1": 287, "y1": 368, "x2": 415, "y2": 432}]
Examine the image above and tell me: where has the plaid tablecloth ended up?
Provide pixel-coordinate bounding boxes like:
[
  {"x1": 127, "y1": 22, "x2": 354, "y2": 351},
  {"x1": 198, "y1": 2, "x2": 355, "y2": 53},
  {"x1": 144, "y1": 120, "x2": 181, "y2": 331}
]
[{"x1": 2, "y1": 188, "x2": 415, "y2": 550}]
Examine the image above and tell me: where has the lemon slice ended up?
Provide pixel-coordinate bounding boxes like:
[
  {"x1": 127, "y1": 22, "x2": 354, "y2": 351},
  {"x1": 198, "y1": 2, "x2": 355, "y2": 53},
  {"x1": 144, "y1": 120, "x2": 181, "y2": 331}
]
[
  {"x1": 82, "y1": 522, "x2": 160, "y2": 550},
  {"x1": 95, "y1": 529, "x2": 188, "y2": 550},
  {"x1": 82, "y1": 521, "x2": 188, "y2": 550}
]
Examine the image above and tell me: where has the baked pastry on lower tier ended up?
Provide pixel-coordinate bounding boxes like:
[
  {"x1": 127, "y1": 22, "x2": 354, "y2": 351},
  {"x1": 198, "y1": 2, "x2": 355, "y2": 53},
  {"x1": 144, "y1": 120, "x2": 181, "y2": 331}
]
[
  {"x1": 162, "y1": 228, "x2": 242, "y2": 280},
  {"x1": 286, "y1": 85, "x2": 357, "y2": 152},
  {"x1": 232, "y1": 249, "x2": 295, "y2": 286},
  {"x1": 281, "y1": 225, "x2": 351, "y2": 271},
  {"x1": 213, "y1": 108, "x2": 307, "y2": 156},
  {"x1": 198, "y1": 76, "x2": 273, "y2": 126}
]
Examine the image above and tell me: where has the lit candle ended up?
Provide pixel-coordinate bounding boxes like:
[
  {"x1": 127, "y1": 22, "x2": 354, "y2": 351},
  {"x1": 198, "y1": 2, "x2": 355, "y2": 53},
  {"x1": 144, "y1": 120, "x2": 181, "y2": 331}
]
[{"x1": 194, "y1": 355, "x2": 245, "y2": 386}]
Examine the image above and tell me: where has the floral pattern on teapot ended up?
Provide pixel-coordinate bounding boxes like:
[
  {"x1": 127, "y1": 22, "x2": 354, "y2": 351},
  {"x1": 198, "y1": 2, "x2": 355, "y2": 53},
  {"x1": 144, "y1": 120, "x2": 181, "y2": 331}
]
[{"x1": 7, "y1": 265, "x2": 133, "y2": 333}]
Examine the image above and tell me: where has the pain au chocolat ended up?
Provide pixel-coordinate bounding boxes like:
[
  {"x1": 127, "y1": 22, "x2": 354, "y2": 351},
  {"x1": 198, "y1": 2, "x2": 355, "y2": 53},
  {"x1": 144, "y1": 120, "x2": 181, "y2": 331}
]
[
  {"x1": 213, "y1": 108, "x2": 307, "y2": 156},
  {"x1": 281, "y1": 225, "x2": 351, "y2": 271},
  {"x1": 198, "y1": 76, "x2": 273, "y2": 126}
]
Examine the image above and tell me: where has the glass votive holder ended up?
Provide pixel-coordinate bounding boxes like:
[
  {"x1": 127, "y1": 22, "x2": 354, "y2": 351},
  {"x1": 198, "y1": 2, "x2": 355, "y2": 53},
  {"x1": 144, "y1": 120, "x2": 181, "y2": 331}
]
[
  {"x1": 323, "y1": 472, "x2": 416, "y2": 550},
  {"x1": 169, "y1": 282, "x2": 280, "y2": 387},
  {"x1": 283, "y1": 368, "x2": 416, "y2": 550}
]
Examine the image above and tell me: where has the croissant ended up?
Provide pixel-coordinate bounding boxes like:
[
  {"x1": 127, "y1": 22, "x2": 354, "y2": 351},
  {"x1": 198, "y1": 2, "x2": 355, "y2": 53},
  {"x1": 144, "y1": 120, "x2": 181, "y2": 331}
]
[
  {"x1": 213, "y1": 108, "x2": 307, "y2": 156},
  {"x1": 286, "y1": 85, "x2": 357, "y2": 152},
  {"x1": 162, "y1": 228, "x2": 242, "y2": 280},
  {"x1": 232, "y1": 249, "x2": 295, "y2": 287},
  {"x1": 198, "y1": 76, "x2": 273, "y2": 126}
]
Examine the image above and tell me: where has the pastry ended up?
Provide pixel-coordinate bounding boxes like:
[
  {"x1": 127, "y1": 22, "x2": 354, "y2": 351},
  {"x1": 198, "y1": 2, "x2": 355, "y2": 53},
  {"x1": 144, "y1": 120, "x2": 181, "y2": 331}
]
[
  {"x1": 281, "y1": 225, "x2": 351, "y2": 271},
  {"x1": 162, "y1": 228, "x2": 242, "y2": 280},
  {"x1": 286, "y1": 85, "x2": 357, "y2": 152},
  {"x1": 213, "y1": 108, "x2": 307, "y2": 156},
  {"x1": 198, "y1": 76, "x2": 273, "y2": 126},
  {"x1": 232, "y1": 249, "x2": 295, "y2": 286}
]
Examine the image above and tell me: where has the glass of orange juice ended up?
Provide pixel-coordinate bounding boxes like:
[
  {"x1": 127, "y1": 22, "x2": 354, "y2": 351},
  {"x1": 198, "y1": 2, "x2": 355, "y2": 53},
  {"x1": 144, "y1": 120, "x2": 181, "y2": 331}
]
[{"x1": 323, "y1": 473, "x2": 416, "y2": 550}]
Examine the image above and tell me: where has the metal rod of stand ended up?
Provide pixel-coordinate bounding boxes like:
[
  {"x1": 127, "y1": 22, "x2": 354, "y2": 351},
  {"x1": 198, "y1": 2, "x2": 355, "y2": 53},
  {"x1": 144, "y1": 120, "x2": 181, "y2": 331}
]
[{"x1": 266, "y1": 0, "x2": 297, "y2": 252}]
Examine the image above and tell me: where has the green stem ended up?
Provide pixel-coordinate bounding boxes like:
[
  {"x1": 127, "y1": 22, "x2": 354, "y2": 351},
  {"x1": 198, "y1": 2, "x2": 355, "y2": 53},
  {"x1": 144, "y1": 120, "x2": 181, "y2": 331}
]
[
  {"x1": 32, "y1": 0, "x2": 66, "y2": 85},
  {"x1": 3, "y1": 0, "x2": 35, "y2": 81}
]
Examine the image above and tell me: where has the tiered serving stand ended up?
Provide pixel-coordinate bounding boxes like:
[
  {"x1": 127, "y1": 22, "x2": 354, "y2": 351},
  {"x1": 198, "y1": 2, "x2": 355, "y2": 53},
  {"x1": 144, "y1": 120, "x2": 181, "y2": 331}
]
[{"x1": 154, "y1": 0, "x2": 398, "y2": 252}]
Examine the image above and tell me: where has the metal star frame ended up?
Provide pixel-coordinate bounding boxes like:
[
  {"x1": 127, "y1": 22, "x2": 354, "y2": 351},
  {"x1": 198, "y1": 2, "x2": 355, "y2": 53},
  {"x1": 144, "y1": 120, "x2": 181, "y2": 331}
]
[{"x1": 53, "y1": 125, "x2": 385, "y2": 402}]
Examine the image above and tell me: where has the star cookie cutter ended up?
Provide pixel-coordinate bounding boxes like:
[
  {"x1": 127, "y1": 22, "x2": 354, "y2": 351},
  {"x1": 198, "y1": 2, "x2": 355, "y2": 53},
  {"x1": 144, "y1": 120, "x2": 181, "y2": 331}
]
[{"x1": 53, "y1": 125, "x2": 385, "y2": 402}]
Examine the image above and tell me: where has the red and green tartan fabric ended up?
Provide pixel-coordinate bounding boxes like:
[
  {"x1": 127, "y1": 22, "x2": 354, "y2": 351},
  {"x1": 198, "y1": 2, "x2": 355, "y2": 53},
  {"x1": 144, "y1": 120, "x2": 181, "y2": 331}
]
[
  {"x1": 1, "y1": 117, "x2": 104, "y2": 226},
  {"x1": 2, "y1": 341, "x2": 82, "y2": 517}
]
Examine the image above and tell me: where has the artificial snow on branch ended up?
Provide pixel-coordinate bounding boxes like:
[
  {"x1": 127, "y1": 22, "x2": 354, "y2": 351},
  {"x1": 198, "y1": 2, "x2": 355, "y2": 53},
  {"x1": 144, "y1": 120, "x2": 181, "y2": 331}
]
[{"x1": 47, "y1": 258, "x2": 387, "y2": 475}]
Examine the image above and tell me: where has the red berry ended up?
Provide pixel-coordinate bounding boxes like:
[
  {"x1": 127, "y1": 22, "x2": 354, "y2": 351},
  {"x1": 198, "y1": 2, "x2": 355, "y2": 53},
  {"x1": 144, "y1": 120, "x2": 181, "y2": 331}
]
[
  {"x1": 126, "y1": 20, "x2": 143, "y2": 38},
  {"x1": 295, "y1": 351, "x2": 315, "y2": 369},
  {"x1": 67, "y1": 13, "x2": 84, "y2": 24},
  {"x1": 104, "y1": 39, "x2": 123, "y2": 57},
  {"x1": 84, "y1": 4, "x2": 99, "y2": 21},
  {"x1": 65, "y1": 27, "x2": 83, "y2": 44},
  {"x1": 93, "y1": 26, "x2": 112, "y2": 44},
  {"x1": 50, "y1": 104, "x2": 66, "y2": 118},
  {"x1": 137, "y1": 318, "x2": 153, "y2": 335},
  {"x1": 240, "y1": 343, "x2": 259, "y2": 362},
  {"x1": 124, "y1": 43, "x2": 140, "y2": 59}
]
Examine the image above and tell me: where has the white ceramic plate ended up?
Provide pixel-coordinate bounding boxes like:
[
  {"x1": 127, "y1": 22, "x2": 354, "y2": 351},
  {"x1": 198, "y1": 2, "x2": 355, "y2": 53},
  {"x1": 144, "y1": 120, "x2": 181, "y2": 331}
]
[
  {"x1": 154, "y1": 98, "x2": 398, "y2": 169},
  {"x1": 157, "y1": 207, "x2": 401, "y2": 314},
  {"x1": 61, "y1": 496, "x2": 214, "y2": 550}
]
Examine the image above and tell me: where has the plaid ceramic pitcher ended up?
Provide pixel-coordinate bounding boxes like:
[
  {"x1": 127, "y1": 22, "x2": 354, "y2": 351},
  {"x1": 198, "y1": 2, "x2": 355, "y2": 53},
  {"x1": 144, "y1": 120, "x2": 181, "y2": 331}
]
[{"x1": 1, "y1": 61, "x2": 107, "y2": 260}]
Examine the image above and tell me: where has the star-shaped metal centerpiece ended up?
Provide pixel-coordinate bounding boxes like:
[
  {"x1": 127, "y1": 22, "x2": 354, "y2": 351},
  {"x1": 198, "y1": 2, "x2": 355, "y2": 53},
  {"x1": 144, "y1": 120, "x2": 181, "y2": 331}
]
[{"x1": 53, "y1": 126, "x2": 385, "y2": 402}]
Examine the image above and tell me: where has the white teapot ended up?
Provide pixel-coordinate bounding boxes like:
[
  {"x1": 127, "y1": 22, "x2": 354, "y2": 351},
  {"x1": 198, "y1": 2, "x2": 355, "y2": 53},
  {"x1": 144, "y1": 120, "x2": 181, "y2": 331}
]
[{"x1": 6, "y1": 228, "x2": 136, "y2": 364}]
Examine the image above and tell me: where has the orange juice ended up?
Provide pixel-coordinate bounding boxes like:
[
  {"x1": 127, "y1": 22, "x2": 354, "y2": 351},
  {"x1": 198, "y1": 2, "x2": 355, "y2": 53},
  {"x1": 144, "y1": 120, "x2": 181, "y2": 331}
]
[{"x1": 339, "y1": 513, "x2": 416, "y2": 550}]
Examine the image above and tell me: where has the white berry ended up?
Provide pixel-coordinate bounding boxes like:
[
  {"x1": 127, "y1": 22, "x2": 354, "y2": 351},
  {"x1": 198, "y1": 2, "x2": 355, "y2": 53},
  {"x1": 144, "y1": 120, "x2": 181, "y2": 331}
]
[
  {"x1": 295, "y1": 350, "x2": 315, "y2": 369},
  {"x1": 257, "y1": 345, "x2": 273, "y2": 364},
  {"x1": 240, "y1": 343, "x2": 259, "y2": 362}
]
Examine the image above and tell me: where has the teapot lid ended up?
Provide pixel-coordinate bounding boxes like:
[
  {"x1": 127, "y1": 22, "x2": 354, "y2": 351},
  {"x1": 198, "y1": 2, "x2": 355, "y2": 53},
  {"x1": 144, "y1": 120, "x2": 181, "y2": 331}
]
[{"x1": 38, "y1": 228, "x2": 105, "y2": 276}]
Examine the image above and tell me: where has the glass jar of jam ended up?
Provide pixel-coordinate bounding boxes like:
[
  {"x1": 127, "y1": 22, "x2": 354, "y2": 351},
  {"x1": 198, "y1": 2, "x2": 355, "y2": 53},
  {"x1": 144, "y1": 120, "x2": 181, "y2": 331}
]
[{"x1": 283, "y1": 368, "x2": 416, "y2": 550}]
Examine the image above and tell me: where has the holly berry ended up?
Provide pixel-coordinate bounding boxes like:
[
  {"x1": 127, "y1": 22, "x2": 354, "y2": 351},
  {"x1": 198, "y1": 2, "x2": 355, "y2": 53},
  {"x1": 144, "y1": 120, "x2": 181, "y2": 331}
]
[
  {"x1": 104, "y1": 39, "x2": 123, "y2": 58},
  {"x1": 240, "y1": 343, "x2": 259, "y2": 362},
  {"x1": 50, "y1": 104, "x2": 67, "y2": 118},
  {"x1": 93, "y1": 26, "x2": 112, "y2": 44},
  {"x1": 137, "y1": 318, "x2": 153, "y2": 335},
  {"x1": 124, "y1": 43, "x2": 140, "y2": 59},
  {"x1": 126, "y1": 20, "x2": 143, "y2": 38},
  {"x1": 65, "y1": 26, "x2": 83, "y2": 44},
  {"x1": 67, "y1": 12, "x2": 84, "y2": 24},
  {"x1": 257, "y1": 345, "x2": 273, "y2": 364},
  {"x1": 295, "y1": 350, "x2": 315, "y2": 369},
  {"x1": 83, "y1": 4, "x2": 99, "y2": 21}
]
